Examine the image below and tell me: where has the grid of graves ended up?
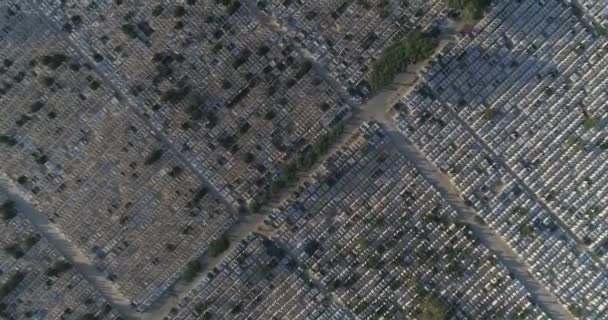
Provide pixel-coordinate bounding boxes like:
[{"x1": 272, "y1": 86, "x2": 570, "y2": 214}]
[
  {"x1": 171, "y1": 233, "x2": 354, "y2": 320},
  {"x1": 576, "y1": 0, "x2": 608, "y2": 31},
  {"x1": 264, "y1": 122, "x2": 548, "y2": 320},
  {"x1": 0, "y1": 195, "x2": 121, "y2": 320},
  {"x1": 393, "y1": 0, "x2": 608, "y2": 317},
  {"x1": 264, "y1": 0, "x2": 448, "y2": 92},
  {"x1": 27, "y1": 0, "x2": 351, "y2": 208},
  {"x1": 0, "y1": 13, "x2": 237, "y2": 311}
]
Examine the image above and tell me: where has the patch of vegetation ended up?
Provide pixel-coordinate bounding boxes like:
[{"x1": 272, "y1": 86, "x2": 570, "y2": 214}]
[
  {"x1": 304, "y1": 239, "x2": 321, "y2": 256},
  {"x1": 15, "y1": 114, "x2": 33, "y2": 127},
  {"x1": 419, "y1": 294, "x2": 447, "y2": 320},
  {"x1": 0, "y1": 134, "x2": 18, "y2": 146},
  {"x1": 355, "y1": 237, "x2": 369, "y2": 251},
  {"x1": 181, "y1": 260, "x2": 203, "y2": 282},
  {"x1": 583, "y1": 115, "x2": 599, "y2": 130},
  {"x1": 151, "y1": 5, "x2": 164, "y2": 16},
  {"x1": 250, "y1": 123, "x2": 345, "y2": 212},
  {"x1": 208, "y1": 237, "x2": 230, "y2": 258},
  {"x1": 483, "y1": 108, "x2": 497, "y2": 121},
  {"x1": 168, "y1": 166, "x2": 183, "y2": 178},
  {"x1": 569, "y1": 304, "x2": 584, "y2": 318},
  {"x1": 594, "y1": 21, "x2": 608, "y2": 36},
  {"x1": 353, "y1": 300, "x2": 371, "y2": 315},
  {"x1": 0, "y1": 272, "x2": 26, "y2": 300},
  {"x1": 217, "y1": 0, "x2": 242, "y2": 15},
  {"x1": 566, "y1": 135, "x2": 585, "y2": 152},
  {"x1": 79, "y1": 312, "x2": 101, "y2": 320},
  {"x1": 368, "y1": 31, "x2": 438, "y2": 92},
  {"x1": 519, "y1": 224, "x2": 535, "y2": 237},
  {"x1": 25, "y1": 234, "x2": 41, "y2": 249},
  {"x1": 4, "y1": 243, "x2": 25, "y2": 259},
  {"x1": 40, "y1": 53, "x2": 68, "y2": 70},
  {"x1": 448, "y1": 0, "x2": 492, "y2": 22},
  {"x1": 597, "y1": 139, "x2": 608, "y2": 150},
  {"x1": 186, "y1": 187, "x2": 209, "y2": 209},
  {"x1": 144, "y1": 149, "x2": 164, "y2": 165},
  {"x1": 32, "y1": 151, "x2": 48, "y2": 165},
  {"x1": 45, "y1": 260, "x2": 73, "y2": 277},
  {"x1": 514, "y1": 308, "x2": 531, "y2": 320},
  {"x1": 161, "y1": 84, "x2": 192, "y2": 103}
]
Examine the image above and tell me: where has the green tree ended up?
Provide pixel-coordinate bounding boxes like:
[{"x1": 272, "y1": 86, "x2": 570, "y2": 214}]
[
  {"x1": 369, "y1": 31, "x2": 438, "y2": 92},
  {"x1": 182, "y1": 260, "x2": 202, "y2": 282},
  {"x1": 208, "y1": 237, "x2": 230, "y2": 257}
]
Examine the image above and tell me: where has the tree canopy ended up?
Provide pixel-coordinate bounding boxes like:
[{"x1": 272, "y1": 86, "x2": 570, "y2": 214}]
[
  {"x1": 208, "y1": 237, "x2": 230, "y2": 257},
  {"x1": 368, "y1": 31, "x2": 438, "y2": 92}
]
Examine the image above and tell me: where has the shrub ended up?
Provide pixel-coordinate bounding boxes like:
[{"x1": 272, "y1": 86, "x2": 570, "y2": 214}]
[{"x1": 144, "y1": 149, "x2": 164, "y2": 165}]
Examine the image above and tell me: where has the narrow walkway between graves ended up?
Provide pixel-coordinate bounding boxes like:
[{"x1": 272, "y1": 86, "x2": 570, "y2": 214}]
[
  {"x1": 0, "y1": 175, "x2": 141, "y2": 320},
  {"x1": 374, "y1": 115, "x2": 576, "y2": 320},
  {"x1": 437, "y1": 92, "x2": 608, "y2": 272}
]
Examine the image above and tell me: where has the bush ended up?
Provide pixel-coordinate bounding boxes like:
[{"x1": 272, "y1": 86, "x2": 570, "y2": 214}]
[
  {"x1": 368, "y1": 32, "x2": 438, "y2": 92},
  {"x1": 208, "y1": 237, "x2": 230, "y2": 257}
]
